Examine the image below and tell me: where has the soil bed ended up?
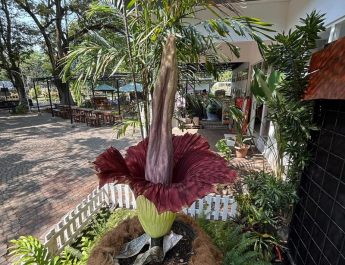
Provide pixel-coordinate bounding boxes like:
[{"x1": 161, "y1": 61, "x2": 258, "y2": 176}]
[
  {"x1": 88, "y1": 214, "x2": 222, "y2": 265},
  {"x1": 119, "y1": 220, "x2": 194, "y2": 265}
]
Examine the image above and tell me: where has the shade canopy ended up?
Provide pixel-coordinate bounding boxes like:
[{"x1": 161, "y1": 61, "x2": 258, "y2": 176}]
[
  {"x1": 119, "y1": 82, "x2": 143, "y2": 92},
  {"x1": 94, "y1": 84, "x2": 116, "y2": 91}
]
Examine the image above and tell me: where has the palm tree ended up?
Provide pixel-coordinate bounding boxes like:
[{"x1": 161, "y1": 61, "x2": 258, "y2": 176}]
[{"x1": 62, "y1": 0, "x2": 273, "y2": 138}]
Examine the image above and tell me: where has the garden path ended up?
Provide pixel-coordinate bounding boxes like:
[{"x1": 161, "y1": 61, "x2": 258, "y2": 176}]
[
  {"x1": 0, "y1": 113, "x2": 270, "y2": 264},
  {"x1": 0, "y1": 111, "x2": 140, "y2": 265}
]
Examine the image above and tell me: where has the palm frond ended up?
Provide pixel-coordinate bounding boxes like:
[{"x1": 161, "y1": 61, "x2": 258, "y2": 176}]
[{"x1": 115, "y1": 118, "x2": 139, "y2": 138}]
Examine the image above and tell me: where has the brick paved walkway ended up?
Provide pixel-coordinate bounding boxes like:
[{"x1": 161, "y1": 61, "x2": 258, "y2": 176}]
[{"x1": 0, "y1": 111, "x2": 140, "y2": 264}]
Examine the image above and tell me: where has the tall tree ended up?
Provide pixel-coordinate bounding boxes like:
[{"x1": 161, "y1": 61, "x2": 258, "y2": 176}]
[
  {"x1": 63, "y1": 0, "x2": 273, "y2": 137},
  {"x1": 14, "y1": 0, "x2": 125, "y2": 105},
  {"x1": 14, "y1": 0, "x2": 73, "y2": 104},
  {"x1": 21, "y1": 51, "x2": 52, "y2": 79},
  {"x1": 0, "y1": 0, "x2": 35, "y2": 103}
]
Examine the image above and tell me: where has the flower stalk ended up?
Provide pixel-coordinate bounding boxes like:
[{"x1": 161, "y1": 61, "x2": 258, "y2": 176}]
[{"x1": 145, "y1": 35, "x2": 177, "y2": 185}]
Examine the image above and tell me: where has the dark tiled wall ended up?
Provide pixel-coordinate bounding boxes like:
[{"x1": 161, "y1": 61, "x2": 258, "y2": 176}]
[{"x1": 288, "y1": 100, "x2": 345, "y2": 265}]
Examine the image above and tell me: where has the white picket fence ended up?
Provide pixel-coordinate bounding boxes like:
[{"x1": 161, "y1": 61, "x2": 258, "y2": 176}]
[{"x1": 43, "y1": 184, "x2": 237, "y2": 254}]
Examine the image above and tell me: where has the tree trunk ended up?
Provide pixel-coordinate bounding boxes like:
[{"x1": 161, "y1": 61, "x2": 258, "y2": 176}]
[
  {"x1": 9, "y1": 69, "x2": 26, "y2": 104},
  {"x1": 54, "y1": 78, "x2": 74, "y2": 105}
]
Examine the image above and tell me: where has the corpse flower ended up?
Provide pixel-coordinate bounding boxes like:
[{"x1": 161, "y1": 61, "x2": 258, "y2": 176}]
[{"x1": 94, "y1": 35, "x2": 236, "y2": 261}]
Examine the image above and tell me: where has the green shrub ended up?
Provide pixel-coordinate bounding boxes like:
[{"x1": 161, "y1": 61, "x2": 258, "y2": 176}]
[
  {"x1": 223, "y1": 227, "x2": 270, "y2": 265},
  {"x1": 15, "y1": 103, "x2": 29, "y2": 114},
  {"x1": 9, "y1": 208, "x2": 136, "y2": 265},
  {"x1": 80, "y1": 99, "x2": 92, "y2": 108},
  {"x1": 198, "y1": 218, "x2": 270, "y2": 265},
  {"x1": 237, "y1": 172, "x2": 297, "y2": 228},
  {"x1": 215, "y1": 139, "x2": 232, "y2": 161},
  {"x1": 29, "y1": 86, "x2": 42, "y2": 99},
  {"x1": 234, "y1": 172, "x2": 297, "y2": 260}
]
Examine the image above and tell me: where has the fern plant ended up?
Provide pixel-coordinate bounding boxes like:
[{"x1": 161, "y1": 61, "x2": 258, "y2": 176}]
[
  {"x1": 198, "y1": 217, "x2": 270, "y2": 265},
  {"x1": 222, "y1": 227, "x2": 270, "y2": 265},
  {"x1": 9, "y1": 236, "x2": 62, "y2": 265}
]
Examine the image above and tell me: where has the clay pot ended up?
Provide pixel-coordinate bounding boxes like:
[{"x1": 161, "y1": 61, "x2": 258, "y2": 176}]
[
  {"x1": 88, "y1": 214, "x2": 222, "y2": 265},
  {"x1": 235, "y1": 145, "x2": 249, "y2": 158}
]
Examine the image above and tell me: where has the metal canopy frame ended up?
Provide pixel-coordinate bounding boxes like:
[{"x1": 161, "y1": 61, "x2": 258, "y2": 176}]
[{"x1": 31, "y1": 76, "x2": 73, "y2": 124}]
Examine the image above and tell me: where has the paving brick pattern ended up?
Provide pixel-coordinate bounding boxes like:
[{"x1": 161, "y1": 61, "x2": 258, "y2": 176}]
[{"x1": 0, "y1": 111, "x2": 140, "y2": 264}]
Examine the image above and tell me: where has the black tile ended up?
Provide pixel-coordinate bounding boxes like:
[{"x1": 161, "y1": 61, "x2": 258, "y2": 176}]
[
  {"x1": 319, "y1": 192, "x2": 334, "y2": 217},
  {"x1": 316, "y1": 148, "x2": 329, "y2": 169},
  {"x1": 323, "y1": 238, "x2": 340, "y2": 265},
  {"x1": 323, "y1": 173, "x2": 339, "y2": 197},
  {"x1": 326, "y1": 154, "x2": 344, "y2": 178},
  {"x1": 295, "y1": 203, "x2": 305, "y2": 224},
  {"x1": 332, "y1": 202, "x2": 345, "y2": 231},
  {"x1": 311, "y1": 223, "x2": 325, "y2": 246},
  {"x1": 323, "y1": 110, "x2": 337, "y2": 131},
  {"x1": 337, "y1": 255, "x2": 345, "y2": 265},
  {"x1": 319, "y1": 129, "x2": 334, "y2": 150},
  {"x1": 342, "y1": 167, "x2": 345, "y2": 183},
  {"x1": 331, "y1": 134, "x2": 345, "y2": 158},
  {"x1": 300, "y1": 173, "x2": 311, "y2": 191},
  {"x1": 323, "y1": 101, "x2": 339, "y2": 112},
  {"x1": 315, "y1": 206, "x2": 329, "y2": 232},
  {"x1": 309, "y1": 239, "x2": 322, "y2": 263},
  {"x1": 336, "y1": 182, "x2": 345, "y2": 206},
  {"x1": 308, "y1": 162, "x2": 324, "y2": 186},
  {"x1": 305, "y1": 254, "x2": 317, "y2": 265},
  {"x1": 309, "y1": 183, "x2": 321, "y2": 203},
  {"x1": 310, "y1": 131, "x2": 321, "y2": 144},
  {"x1": 335, "y1": 113, "x2": 345, "y2": 136},
  {"x1": 319, "y1": 255, "x2": 331, "y2": 265},
  {"x1": 306, "y1": 197, "x2": 318, "y2": 218},
  {"x1": 337, "y1": 101, "x2": 345, "y2": 112},
  {"x1": 298, "y1": 241, "x2": 308, "y2": 263},
  {"x1": 301, "y1": 226, "x2": 311, "y2": 247},
  {"x1": 295, "y1": 252, "x2": 305, "y2": 265},
  {"x1": 327, "y1": 221, "x2": 344, "y2": 251},
  {"x1": 289, "y1": 225, "x2": 299, "y2": 243}
]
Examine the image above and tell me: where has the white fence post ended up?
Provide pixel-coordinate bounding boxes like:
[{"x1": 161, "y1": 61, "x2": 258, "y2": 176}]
[{"x1": 43, "y1": 184, "x2": 237, "y2": 254}]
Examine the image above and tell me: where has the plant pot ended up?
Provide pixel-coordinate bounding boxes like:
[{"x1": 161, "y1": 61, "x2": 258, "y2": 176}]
[
  {"x1": 235, "y1": 145, "x2": 249, "y2": 158},
  {"x1": 192, "y1": 116, "x2": 200, "y2": 126},
  {"x1": 88, "y1": 214, "x2": 222, "y2": 265},
  {"x1": 206, "y1": 111, "x2": 219, "y2": 121}
]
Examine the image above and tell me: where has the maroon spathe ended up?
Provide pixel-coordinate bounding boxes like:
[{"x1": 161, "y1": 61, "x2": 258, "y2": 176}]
[
  {"x1": 94, "y1": 36, "x2": 236, "y2": 214},
  {"x1": 145, "y1": 35, "x2": 178, "y2": 185},
  {"x1": 94, "y1": 133, "x2": 237, "y2": 213}
]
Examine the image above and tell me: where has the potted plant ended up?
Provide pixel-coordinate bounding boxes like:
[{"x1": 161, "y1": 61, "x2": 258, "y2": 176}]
[
  {"x1": 235, "y1": 131, "x2": 252, "y2": 158},
  {"x1": 186, "y1": 94, "x2": 205, "y2": 125},
  {"x1": 206, "y1": 98, "x2": 222, "y2": 121},
  {"x1": 229, "y1": 104, "x2": 252, "y2": 158}
]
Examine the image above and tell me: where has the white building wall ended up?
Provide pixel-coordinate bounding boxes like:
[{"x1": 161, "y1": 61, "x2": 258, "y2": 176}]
[
  {"x1": 191, "y1": 0, "x2": 289, "y2": 43},
  {"x1": 286, "y1": 0, "x2": 345, "y2": 30}
]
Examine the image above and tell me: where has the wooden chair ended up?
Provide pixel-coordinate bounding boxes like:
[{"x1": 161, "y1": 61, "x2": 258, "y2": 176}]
[
  {"x1": 103, "y1": 112, "x2": 114, "y2": 126},
  {"x1": 86, "y1": 110, "x2": 101, "y2": 127},
  {"x1": 72, "y1": 108, "x2": 83, "y2": 123},
  {"x1": 113, "y1": 114, "x2": 123, "y2": 125},
  {"x1": 52, "y1": 109, "x2": 61, "y2": 117}
]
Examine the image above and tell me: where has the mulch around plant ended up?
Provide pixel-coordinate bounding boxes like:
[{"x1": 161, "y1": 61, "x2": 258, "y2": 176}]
[{"x1": 87, "y1": 214, "x2": 222, "y2": 265}]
